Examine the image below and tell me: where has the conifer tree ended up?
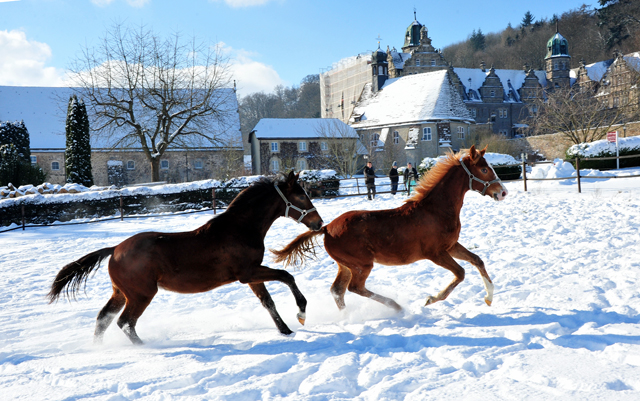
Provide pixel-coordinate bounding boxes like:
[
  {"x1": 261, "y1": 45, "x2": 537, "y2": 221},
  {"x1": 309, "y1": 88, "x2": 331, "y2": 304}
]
[
  {"x1": 522, "y1": 11, "x2": 535, "y2": 28},
  {"x1": 0, "y1": 121, "x2": 45, "y2": 186},
  {"x1": 65, "y1": 95, "x2": 94, "y2": 186}
]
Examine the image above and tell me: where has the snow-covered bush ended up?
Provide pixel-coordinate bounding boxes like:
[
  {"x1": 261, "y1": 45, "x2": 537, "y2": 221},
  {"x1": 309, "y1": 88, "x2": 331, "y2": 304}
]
[
  {"x1": 299, "y1": 169, "x2": 339, "y2": 197},
  {"x1": 566, "y1": 136, "x2": 640, "y2": 170}
]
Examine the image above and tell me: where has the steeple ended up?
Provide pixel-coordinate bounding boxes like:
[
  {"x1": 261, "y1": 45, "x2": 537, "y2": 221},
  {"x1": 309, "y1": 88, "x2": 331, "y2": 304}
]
[{"x1": 544, "y1": 26, "x2": 571, "y2": 89}]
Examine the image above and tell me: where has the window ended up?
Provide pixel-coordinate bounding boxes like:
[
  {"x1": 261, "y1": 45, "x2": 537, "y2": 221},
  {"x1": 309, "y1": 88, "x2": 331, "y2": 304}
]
[
  {"x1": 554, "y1": 61, "x2": 558, "y2": 70},
  {"x1": 416, "y1": 59, "x2": 420, "y2": 66},
  {"x1": 431, "y1": 59, "x2": 436, "y2": 66},
  {"x1": 393, "y1": 130, "x2": 399, "y2": 144},
  {"x1": 371, "y1": 133, "x2": 380, "y2": 147},
  {"x1": 51, "y1": 161, "x2": 60, "y2": 171},
  {"x1": 160, "y1": 160, "x2": 169, "y2": 169},
  {"x1": 126, "y1": 160, "x2": 135, "y2": 170},
  {"x1": 271, "y1": 159, "x2": 279, "y2": 172},
  {"x1": 321, "y1": 141, "x2": 328, "y2": 151},
  {"x1": 498, "y1": 109, "x2": 503, "y2": 118},
  {"x1": 422, "y1": 127, "x2": 432, "y2": 141},
  {"x1": 194, "y1": 160, "x2": 203, "y2": 169},
  {"x1": 490, "y1": 90, "x2": 495, "y2": 97},
  {"x1": 472, "y1": 109, "x2": 477, "y2": 118},
  {"x1": 30, "y1": 155, "x2": 37, "y2": 164},
  {"x1": 271, "y1": 142, "x2": 279, "y2": 152},
  {"x1": 457, "y1": 126, "x2": 465, "y2": 139},
  {"x1": 299, "y1": 141, "x2": 307, "y2": 152},
  {"x1": 297, "y1": 159, "x2": 306, "y2": 171}
]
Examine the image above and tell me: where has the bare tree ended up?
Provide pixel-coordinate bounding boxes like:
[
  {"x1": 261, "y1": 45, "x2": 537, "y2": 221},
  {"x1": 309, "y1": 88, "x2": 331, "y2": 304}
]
[
  {"x1": 314, "y1": 119, "x2": 360, "y2": 178},
  {"x1": 527, "y1": 84, "x2": 639, "y2": 144},
  {"x1": 68, "y1": 24, "x2": 237, "y2": 182}
]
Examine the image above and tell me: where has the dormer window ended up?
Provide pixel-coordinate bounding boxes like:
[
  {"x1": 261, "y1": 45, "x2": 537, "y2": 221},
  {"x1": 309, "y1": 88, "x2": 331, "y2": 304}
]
[
  {"x1": 431, "y1": 59, "x2": 436, "y2": 66},
  {"x1": 416, "y1": 59, "x2": 420, "y2": 66},
  {"x1": 490, "y1": 90, "x2": 496, "y2": 97}
]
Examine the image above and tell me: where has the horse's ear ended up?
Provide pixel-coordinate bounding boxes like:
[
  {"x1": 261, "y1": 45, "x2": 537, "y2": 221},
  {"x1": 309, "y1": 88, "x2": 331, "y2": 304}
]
[
  {"x1": 479, "y1": 145, "x2": 488, "y2": 157},
  {"x1": 286, "y1": 170, "x2": 296, "y2": 186},
  {"x1": 469, "y1": 145, "x2": 482, "y2": 165}
]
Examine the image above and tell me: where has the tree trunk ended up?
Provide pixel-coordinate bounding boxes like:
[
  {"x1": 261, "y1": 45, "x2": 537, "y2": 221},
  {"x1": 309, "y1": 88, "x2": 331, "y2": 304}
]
[{"x1": 150, "y1": 159, "x2": 160, "y2": 182}]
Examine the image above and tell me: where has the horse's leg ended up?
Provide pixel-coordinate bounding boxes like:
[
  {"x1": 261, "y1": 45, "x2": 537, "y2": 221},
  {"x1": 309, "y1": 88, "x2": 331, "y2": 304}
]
[
  {"x1": 116, "y1": 288, "x2": 157, "y2": 345},
  {"x1": 94, "y1": 286, "x2": 126, "y2": 344},
  {"x1": 448, "y1": 242, "x2": 494, "y2": 306},
  {"x1": 425, "y1": 253, "x2": 465, "y2": 306},
  {"x1": 241, "y1": 266, "x2": 306, "y2": 326},
  {"x1": 348, "y1": 265, "x2": 403, "y2": 311},
  {"x1": 330, "y1": 263, "x2": 352, "y2": 310},
  {"x1": 248, "y1": 283, "x2": 293, "y2": 335}
]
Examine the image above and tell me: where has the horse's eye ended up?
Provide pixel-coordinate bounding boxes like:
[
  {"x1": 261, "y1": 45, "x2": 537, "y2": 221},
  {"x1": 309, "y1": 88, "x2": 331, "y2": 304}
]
[{"x1": 481, "y1": 168, "x2": 488, "y2": 174}]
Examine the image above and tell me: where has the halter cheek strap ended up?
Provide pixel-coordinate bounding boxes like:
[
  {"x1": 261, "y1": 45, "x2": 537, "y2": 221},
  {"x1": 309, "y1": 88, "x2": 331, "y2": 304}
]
[
  {"x1": 459, "y1": 157, "x2": 504, "y2": 196},
  {"x1": 274, "y1": 183, "x2": 317, "y2": 223}
]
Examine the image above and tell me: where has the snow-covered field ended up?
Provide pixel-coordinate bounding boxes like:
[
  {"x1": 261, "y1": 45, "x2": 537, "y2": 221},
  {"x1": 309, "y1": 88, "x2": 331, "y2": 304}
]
[{"x1": 2, "y1": 171, "x2": 640, "y2": 400}]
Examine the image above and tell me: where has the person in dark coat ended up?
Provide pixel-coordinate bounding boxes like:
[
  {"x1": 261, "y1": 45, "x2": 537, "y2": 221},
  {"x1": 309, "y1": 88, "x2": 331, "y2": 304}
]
[
  {"x1": 388, "y1": 161, "x2": 399, "y2": 195},
  {"x1": 364, "y1": 161, "x2": 376, "y2": 200},
  {"x1": 403, "y1": 162, "x2": 418, "y2": 193}
]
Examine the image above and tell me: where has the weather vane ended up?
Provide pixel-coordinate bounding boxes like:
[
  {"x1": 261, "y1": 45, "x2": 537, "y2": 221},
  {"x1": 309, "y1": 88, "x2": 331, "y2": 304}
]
[{"x1": 375, "y1": 34, "x2": 383, "y2": 49}]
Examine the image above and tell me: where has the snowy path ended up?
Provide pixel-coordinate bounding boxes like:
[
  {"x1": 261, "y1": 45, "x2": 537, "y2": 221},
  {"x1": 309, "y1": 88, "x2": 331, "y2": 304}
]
[{"x1": 1, "y1": 177, "x2": 640, "y2": 400}]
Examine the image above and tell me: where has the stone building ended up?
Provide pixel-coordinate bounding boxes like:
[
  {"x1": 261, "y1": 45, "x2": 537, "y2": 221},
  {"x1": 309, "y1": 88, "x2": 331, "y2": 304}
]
[
  {"x1": 248, "y1": 118, "x2": 359, "y2": 175},
  {"x1": 321, "y1": 13, "x2": 640, "y2": 139},
  {"x1": 0, "y1": 86, "x2": 243, "y2": 186}
]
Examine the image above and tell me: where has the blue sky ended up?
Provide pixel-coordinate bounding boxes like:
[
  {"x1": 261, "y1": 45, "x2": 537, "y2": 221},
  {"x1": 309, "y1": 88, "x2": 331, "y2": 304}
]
[{"x1": 1, "y1": 0, "x2": 594, "y2": 97}]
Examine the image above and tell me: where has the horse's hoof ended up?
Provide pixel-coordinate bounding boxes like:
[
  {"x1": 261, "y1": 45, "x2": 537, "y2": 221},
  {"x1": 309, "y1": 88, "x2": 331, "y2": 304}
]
[
  {"x1": 297, "y1": 312, "x2": 306, "y2": 325},
  {"x1": 425, "y1": 296, "x2": 437, "y2": 306},
  {"x1": 485, "y1": 298, "x2": 492, "y2": 306}
]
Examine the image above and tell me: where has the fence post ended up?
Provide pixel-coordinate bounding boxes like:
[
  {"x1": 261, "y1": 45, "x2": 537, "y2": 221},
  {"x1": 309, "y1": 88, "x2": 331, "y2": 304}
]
[
  {"x1": 356, "y1": 178, "x2": 361, "y2": 195},
  {"x1": 576, "y1": 157, "x2": 581, "y2": 194},
  {"x1": 21, "y1": 205, "x2": 25, "y2": 231},
  {"x1": 522, "y1": 160, "x2": 527, "y2": 192},
  {"x1": 212, "y1": 188, "x2": 216, "y2": 215},
  {"x1": 120, "y1": 195, "x2": 124, "y2": 221}
]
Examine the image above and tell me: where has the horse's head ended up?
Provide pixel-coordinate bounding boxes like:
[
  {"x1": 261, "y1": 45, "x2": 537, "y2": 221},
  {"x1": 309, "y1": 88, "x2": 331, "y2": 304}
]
[
  {"x1": 275, "y1": 171, "x2": 324, "y2": 231},
  {"x1": 460, "y1": 145, "x2": 508, "y2": 201}
]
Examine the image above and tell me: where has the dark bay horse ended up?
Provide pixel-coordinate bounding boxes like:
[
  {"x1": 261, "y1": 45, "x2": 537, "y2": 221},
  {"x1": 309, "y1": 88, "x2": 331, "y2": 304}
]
[
  {"x1": 48, "y1": 172, "x2": 323, "y2": 344},
  {"x1": 273, "y1": 146, "x2": 507, "y2": 311}
]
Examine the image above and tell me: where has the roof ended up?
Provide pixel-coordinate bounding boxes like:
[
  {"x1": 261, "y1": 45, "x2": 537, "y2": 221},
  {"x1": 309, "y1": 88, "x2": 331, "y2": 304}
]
[
  {"x1": 250, "y1": 118, "x2": 358, "y2": 139},
  {"x1": 454, "y1": 67, "x2": 548, "y2": 102},
  {"x1": 0, "y1": 86, "x2": 242, "y2": 150},
  {"x1": 350, "y1": 70, "x2": 474, "y2": 129}
]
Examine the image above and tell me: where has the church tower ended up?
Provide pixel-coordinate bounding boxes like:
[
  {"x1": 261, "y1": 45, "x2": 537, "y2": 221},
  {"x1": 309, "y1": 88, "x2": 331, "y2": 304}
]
[
  {"x1": 371, "y1": 45, "x2": 388, "y2": 93},
  {"x1": 545, "y1": 27, "x2": 571, "y2": 89}
]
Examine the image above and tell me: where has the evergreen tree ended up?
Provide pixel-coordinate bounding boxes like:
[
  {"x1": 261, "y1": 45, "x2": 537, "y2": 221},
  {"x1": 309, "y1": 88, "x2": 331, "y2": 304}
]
[
  {"x1": 0, "y1": 122, "x2": 45, "y2": 187},
  {"x1": 522, "y1": 11, "x2": 535, "y2": 27},
  {"x1": 0, "y1": 120, "x2": 31, "y2": 163},
  {"x1": 65, "y1": 95, "x2": 94, "y2": 186},
  {"x1": 470, "y1": 29, "x2": 486, "y2": 51}
]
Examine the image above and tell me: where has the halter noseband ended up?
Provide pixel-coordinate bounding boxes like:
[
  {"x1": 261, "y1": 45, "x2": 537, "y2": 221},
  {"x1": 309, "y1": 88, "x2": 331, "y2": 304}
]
[
  {"x1": 459, "y1": 157, "x2": 503, "y2": 196},
  {"x1": 274, "y1": 182, "x2": 317, "y2": 223}
]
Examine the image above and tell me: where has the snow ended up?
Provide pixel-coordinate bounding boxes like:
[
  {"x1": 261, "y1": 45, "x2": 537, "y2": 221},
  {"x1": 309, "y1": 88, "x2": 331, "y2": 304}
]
[
  {"x1": 2, "y1": 170, "x2": 640, "y2": 399},
  {"x1": 351, "y1": 70, "x2": 473, "y2": 129},
  {"x1": 567, "y1": 136, "x2": 640, "y2": 158},
  {"x1": 454, "y1": 68, "x2": 548, "y2": 99},
  {"x1": 251, "y1": 118, "x2": 357, "y2": 139}
]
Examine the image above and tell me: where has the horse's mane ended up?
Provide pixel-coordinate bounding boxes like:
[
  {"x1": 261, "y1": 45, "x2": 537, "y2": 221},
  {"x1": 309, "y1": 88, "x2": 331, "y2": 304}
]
[
  {"x1": 226, "y1": 175, "x2": 284, "y2": 211},
  {"x1": 406, "y1": 149, "x2": 467, "y2": 203}
]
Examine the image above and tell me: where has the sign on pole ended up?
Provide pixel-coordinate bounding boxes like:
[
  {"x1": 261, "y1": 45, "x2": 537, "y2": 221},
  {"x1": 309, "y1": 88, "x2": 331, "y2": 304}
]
[{"x1": 607, "y1": 131, "x2": 619, "y2": 169}]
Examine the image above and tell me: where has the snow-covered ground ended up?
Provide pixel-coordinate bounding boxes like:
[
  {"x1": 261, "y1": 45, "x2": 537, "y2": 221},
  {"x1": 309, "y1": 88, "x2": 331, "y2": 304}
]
[{"x1": 2, "y1": 170, "x2": 640, "y2": 400}]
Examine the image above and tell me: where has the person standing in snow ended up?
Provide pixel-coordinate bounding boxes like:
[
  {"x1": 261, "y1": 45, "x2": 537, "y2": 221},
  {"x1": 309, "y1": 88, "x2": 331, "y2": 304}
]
[
  {"x1": 388, "y1": 161, "x2": 399, "y2": 195},
  {"x1": 404, "y1": 162, "x2": 418, "y2": 194},
  {"x1": 364, "y1": 161, "x2": 376, "y2": 200}
]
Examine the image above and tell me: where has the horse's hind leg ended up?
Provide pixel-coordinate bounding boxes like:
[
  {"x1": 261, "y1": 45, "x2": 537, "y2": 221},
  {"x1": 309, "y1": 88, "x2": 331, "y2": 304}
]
[
  {"x1": 248, "y1": 283, "x2": 293, "y2": 335},
  {"x1": 348, "y1": 265, "x2": 402, "y2": 312},
  {"x1": 94, "y1": 286, "x2": 126, "y2": 343},
  {"x1": 448, "y1": 242, "x2": 494, "y2": 306},
  {"x1": 425, "y1": 252, "x2": 465, "y2": 306},
  {"x1": 330, "y1": 264, "x2": 352, "y2": 310},
  {"x1": 116, "y1": 289, "x2": 157, "y2": 345}
]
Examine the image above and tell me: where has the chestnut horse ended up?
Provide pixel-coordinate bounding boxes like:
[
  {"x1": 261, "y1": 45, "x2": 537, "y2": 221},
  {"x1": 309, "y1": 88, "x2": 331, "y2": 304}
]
[
  {"x1": 273, "y1": 146, "x2": 507, "y2": 311},
  {"x1": 48, "y1": 172, "x2": 323, "y2": 344}
]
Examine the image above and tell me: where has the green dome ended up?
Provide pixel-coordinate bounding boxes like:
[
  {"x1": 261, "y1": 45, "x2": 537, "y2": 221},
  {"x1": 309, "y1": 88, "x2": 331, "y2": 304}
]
[
  {"x1": 403, "y1": 18, "x2": 422, "y2": 48},
  {"x1": 546, "y1": 32, "x2": 569, "y2": 59}
]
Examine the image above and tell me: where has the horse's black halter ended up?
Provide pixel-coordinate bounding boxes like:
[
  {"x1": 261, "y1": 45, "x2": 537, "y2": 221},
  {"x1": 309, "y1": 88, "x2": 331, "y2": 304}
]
[
  {"x1": 274, "y1": 183, "x2": 317, "y2": 223},
  {"x1": 459, "y1": 157, "x2": 505, "y2": 196}
]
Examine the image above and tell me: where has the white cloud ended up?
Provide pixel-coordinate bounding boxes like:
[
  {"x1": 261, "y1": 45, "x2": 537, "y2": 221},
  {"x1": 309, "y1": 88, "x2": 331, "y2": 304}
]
[
  {"x1": 210, "y1": 0, "x2": 273, "y2": 8},
  {"x1": 218, "y1": 43, "x2": 285, "y2": 97},
  {"x1": 0, "y1": 30, "x2": 66, "y2": 86},
  {"x1": 91, "y1": 0, "x2": 150, "y2": 7}
]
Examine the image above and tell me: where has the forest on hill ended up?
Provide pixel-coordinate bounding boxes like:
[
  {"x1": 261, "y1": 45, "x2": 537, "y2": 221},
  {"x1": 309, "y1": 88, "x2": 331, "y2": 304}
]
[{"x1": 442, "y1": 2, "x2": 640, "y2": 70}]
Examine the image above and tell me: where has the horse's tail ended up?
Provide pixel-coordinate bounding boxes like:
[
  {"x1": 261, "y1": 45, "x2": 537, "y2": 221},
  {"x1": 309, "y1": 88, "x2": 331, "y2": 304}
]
[
  {"x1": 47, "y1": 247, "x2": 115, "y2": 304},
  {"x1": 271, "y1": 227, "x2": 326, "y2": 269}
]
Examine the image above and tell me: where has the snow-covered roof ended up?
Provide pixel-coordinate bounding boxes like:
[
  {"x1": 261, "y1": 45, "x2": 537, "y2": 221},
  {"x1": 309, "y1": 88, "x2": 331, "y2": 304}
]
[
  {"x1": 350, "y1": 70, "x2": 473, "y2": 129},
  {"x1": 0, "y1": 86, "x2": 242, "y2": 150},
  {"x1": 389, "y1": 50, "x2": 412, "y2": 69},
  {"x1": 250, "y1": 118, "x2": 358, "y2": 139},
  {"x1": 572, "y1": 59, "x2": 614, "y2": 82},
  {"x1": 453, "y1": 68, "x2": 548, "y2": 101}
]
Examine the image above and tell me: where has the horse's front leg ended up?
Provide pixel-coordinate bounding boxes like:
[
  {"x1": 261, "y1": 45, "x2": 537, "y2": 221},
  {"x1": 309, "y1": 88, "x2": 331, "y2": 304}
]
[
  {"x1": 242, "y1": 265, "x2": 307, "y2": 328},
  {"x1": 248, "y1": 282, "x2": 293, "y2": 335},
  {"x1": 448, "y1": 242, "x2": 494, "y2": 306}
]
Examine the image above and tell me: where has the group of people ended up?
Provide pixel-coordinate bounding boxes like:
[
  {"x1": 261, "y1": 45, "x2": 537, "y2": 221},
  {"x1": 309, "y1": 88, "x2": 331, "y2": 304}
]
[{"x1": 363, "y1": 160, "x2": 419, "y2": 200}]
